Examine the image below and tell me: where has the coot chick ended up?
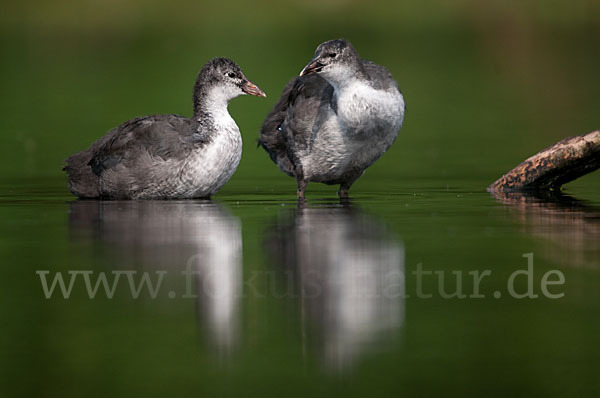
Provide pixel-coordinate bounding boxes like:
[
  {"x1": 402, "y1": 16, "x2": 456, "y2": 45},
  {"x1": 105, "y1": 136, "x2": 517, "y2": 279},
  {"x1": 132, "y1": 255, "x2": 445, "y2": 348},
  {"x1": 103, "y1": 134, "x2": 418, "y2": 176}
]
[
  {"x1": 259, "y1": 39, "x2": 405, "y2": 199},
  {"x1": 64, "y1": 58, "x2": 265, "y2": 199}
]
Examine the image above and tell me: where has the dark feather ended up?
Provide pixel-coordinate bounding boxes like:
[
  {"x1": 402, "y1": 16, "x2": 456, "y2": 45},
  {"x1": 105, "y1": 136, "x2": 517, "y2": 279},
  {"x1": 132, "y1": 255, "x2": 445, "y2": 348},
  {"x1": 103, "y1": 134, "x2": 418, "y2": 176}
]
[
  {"x1": 88, "y1": 115, "x2": 205, "y2": 177},
  {"x1": 361, "y1": 61, "x2": 399, "y2": 92},
  {"x1": 259, "y1": 74, "x2": 334, "y2": 176}
]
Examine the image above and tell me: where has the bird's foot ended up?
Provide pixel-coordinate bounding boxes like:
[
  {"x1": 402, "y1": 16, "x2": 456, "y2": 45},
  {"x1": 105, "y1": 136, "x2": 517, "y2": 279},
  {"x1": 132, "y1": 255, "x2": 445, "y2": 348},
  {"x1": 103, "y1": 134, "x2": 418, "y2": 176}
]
[
  {"x1": 297, "y1": 189, "x2": 306, "y2": 201},
  {"x1": 296, "y1": 178, "x2": 307, "y2": 202},
  {"x1": 338, "y1": 187, "x2": 350, "y2": 200}
]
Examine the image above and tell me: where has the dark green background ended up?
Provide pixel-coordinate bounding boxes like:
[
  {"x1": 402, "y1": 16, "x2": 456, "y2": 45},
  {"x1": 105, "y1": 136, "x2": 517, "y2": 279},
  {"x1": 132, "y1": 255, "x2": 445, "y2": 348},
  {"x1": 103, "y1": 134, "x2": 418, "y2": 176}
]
[{"x1": 2, "y1": 0, "x2": 599, "y2": 188}]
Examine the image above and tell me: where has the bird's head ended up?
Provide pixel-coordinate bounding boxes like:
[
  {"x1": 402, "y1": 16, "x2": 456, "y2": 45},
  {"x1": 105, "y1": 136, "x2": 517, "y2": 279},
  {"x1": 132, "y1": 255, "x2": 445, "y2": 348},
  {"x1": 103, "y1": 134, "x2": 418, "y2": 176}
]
[
  {"x1": 195, "y1": 58, "x2": 266, "y2": 106},
  {"x1": 299, "y1": 39, "x2": 363, "y2": 87}
]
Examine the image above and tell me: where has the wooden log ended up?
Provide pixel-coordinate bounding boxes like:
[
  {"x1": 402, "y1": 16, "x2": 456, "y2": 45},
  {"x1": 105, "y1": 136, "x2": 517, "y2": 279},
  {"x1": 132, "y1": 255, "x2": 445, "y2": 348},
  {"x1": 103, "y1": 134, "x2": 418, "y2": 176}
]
[{"x1": 488, "y1": 130, "x2": 600, "y2": 192}]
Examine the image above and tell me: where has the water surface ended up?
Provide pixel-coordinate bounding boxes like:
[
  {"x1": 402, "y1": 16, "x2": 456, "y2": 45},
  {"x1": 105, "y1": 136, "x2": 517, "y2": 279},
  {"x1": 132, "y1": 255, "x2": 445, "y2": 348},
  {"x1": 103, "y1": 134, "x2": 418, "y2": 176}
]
[{"x1": 1, "y1": 177, "x2": 599, "y2": 396}]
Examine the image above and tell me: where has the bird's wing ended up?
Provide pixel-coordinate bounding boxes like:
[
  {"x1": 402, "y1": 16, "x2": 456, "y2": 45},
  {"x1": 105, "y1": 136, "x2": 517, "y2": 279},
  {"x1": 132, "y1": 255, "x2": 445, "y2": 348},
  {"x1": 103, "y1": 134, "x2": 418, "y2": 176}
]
[
  {"x1": 362, "y1": 60, "x2": 401, "y2": 93},
  {"x1": 259, "y1": 74, "x2": 334, "y2": 176},
  {"x1": 89, "y1": 115, "x2": 205, "y2": 176}
]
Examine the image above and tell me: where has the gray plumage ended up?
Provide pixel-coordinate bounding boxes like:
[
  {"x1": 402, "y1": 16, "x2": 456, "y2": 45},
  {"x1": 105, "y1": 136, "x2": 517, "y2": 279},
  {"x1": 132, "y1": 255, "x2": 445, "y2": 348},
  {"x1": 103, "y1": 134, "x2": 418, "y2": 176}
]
[
  {"x1": 259, "y1": 39, "x2": 405, "y2": 199},
  {"x1": 64, "y1": 58, "x2": 265, "y2": 199}
]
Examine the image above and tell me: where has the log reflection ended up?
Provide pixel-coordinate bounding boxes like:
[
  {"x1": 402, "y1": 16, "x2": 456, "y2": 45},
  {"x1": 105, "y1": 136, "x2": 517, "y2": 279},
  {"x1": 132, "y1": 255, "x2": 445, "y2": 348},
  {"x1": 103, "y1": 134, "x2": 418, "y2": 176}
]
[{"x1": 491, "y1": 191, "x2": 600, "y2": 269}]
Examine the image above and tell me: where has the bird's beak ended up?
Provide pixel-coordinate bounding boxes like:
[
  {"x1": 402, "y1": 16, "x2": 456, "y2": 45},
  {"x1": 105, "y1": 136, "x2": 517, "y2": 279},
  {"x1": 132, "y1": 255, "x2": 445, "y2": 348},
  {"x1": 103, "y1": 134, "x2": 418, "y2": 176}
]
[
  {"x1": 242, "y1": 80, "x2": 266, "y2": 97},
  {"x1": 299, "y1": 58, "x2": 324, "y2": 76}
]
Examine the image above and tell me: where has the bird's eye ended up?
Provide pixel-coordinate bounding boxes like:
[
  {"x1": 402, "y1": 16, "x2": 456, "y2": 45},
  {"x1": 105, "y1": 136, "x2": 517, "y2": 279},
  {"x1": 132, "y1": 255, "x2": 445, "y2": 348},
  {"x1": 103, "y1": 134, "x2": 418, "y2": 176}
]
[
  {"x1": 327, "y1": 53, "x2": 337, "y2": 58},
  {"x1": 227, "y1": 72, "x2": 236, "y2": 78}
]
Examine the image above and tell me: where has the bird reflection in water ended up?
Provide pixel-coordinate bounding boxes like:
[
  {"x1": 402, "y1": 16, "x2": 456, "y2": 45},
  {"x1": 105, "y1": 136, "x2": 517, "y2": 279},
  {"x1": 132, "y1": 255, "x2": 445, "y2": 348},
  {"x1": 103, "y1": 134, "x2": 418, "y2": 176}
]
[
  {"x1": 492, "y1": 191, "x2": 600, "y2": 269},
  {"x1": 68, "y1": 200, "x2": 242, "y2": 355},
  {"x1": 264, "y1": 204, "x2": 405, "y2": 372}
]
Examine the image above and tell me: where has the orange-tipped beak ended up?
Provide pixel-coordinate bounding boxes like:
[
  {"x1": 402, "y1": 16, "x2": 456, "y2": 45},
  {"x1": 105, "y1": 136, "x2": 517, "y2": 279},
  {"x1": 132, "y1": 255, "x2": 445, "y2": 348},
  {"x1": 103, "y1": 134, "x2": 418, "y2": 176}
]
[{"x1": 242, "y1": 80, "x2": 266, "y2": 97}]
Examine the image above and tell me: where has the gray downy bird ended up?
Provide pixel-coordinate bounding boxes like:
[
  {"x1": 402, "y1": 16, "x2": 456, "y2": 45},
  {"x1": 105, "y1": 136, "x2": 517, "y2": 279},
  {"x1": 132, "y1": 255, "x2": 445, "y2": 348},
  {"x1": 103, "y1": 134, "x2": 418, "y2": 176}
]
[
  {"x1": 64, "y1": 58, "x2": 266, "y2": 199},
  {"x1": 259, "y1": 39, "x2": 405, "y2": 200}
]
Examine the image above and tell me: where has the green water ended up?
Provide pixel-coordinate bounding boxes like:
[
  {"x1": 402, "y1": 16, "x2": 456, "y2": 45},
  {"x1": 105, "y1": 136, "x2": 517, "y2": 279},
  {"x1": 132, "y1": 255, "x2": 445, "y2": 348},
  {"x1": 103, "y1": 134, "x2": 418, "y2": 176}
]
[
  {"x1": 1, "y1": 1, "x2": 600, "y2": 397},
  {"x1": 1, "y1": 178, "x2": 599, "y2": 396}
]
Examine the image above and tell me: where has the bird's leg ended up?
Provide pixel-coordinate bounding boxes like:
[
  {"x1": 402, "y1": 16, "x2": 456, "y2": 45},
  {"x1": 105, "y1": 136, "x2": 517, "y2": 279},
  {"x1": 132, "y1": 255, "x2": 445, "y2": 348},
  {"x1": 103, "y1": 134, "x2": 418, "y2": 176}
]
[
  {"x1": 338, "y1": 171, "x2": 362, "y2": 201},
  {"x1": 294, "y1": 165, "x2": 307, "y2": 201},
  {"x1": 297, "y1": 178, "x2": 307, "y2": 201},
  {"x1": 338, "y1": 184, "x2": 350, "y2": 200}
]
